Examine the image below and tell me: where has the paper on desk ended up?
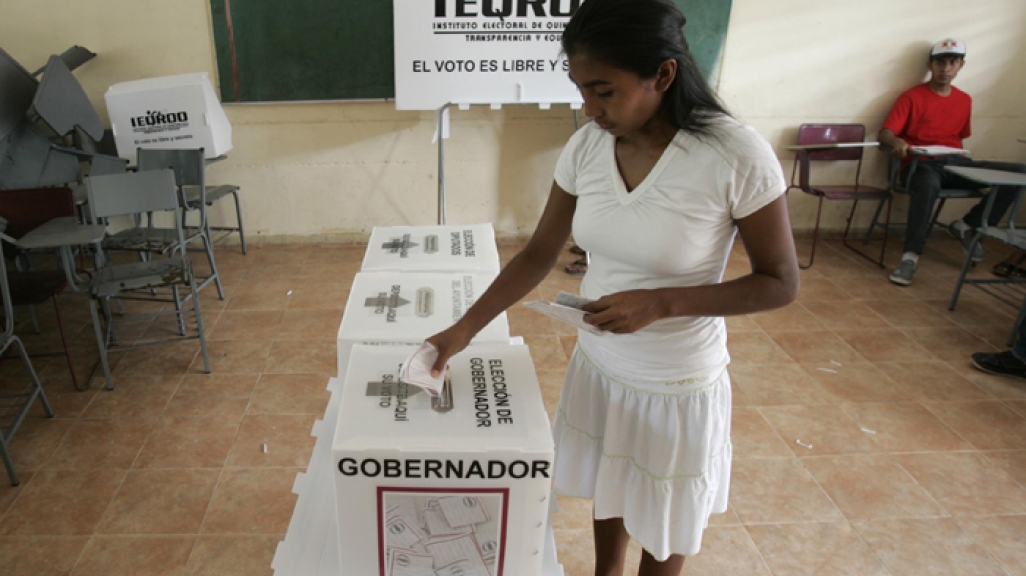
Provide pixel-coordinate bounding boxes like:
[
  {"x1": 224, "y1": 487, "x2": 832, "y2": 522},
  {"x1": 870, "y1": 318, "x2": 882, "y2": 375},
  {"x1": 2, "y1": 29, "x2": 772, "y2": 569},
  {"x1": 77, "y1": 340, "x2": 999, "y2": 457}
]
[
  {"x1": 399, "y1": 342, "x2": 445, "y2": 397},
  {"x1": 523, "y1": 291, "x2": 604, "y2": 335},
  {"x1": 910, "y1": 145, "x2": 970, "y2": 156}
]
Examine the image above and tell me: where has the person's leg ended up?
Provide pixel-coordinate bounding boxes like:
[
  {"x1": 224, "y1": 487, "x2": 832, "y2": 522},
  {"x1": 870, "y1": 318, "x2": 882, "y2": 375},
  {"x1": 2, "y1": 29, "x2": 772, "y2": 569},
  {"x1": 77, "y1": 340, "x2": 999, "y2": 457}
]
[
  {"x1": 971, "y1": 310, "x2": 1026, "y2": 380},
  {"x1": 638, "y1": 549, "x2": 687, "y2": 576},
  {"x1": 593, "y1": 516, "x2": 631, "y2": 576},
  {"x1": 903, "y1": 161, "x2": 946, "y2": 255},
  {"x1": 1013, "y1": 316, "x2": 1026, "y2": 364},
  {"x1": 962, "y1": 160, "x2": 1026, "y2": 227}
]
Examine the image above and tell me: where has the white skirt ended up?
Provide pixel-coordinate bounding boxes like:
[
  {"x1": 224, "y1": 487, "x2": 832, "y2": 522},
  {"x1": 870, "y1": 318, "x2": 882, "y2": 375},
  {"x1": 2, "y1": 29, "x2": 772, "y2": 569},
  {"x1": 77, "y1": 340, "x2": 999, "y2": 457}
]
[{"x1": 552, "y1": 343, "x2": 732, "y2": 561}]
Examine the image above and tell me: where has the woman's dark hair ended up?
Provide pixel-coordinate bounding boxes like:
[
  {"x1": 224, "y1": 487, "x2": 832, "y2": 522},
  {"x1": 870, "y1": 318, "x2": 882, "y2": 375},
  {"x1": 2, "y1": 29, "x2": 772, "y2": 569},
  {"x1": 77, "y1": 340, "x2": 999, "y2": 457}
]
[{"x1": 561, "y1": 0, "x2": 729, "y2": 136}]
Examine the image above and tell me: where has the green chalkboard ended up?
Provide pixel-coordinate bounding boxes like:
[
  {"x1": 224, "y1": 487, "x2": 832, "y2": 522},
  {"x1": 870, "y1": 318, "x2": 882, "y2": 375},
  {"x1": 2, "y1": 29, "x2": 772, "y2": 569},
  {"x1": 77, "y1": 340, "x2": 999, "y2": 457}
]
[{"x1": 209, "y1": 0, "x2": 731, "y2": 103}]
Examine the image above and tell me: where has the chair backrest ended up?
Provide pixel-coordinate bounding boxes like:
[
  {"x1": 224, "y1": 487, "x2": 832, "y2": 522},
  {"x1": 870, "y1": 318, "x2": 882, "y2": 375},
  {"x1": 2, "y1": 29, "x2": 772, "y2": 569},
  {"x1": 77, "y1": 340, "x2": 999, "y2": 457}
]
[
  {"x1": 137, "y1": 148, "x2": 205, "y2": 188},
  {"x1": 797, "y1": 124, "x2": 867, "y2": 161},
  {"x1": 0, "y1": 48, "x2": 37, "y2": 141},
  {"x1": 0, "y1": 187, "x2": 75, "y2": 240},
  {"x1": 85, "y1": 169, "x2": 179, "y2": 220},
  {"x1": 32, "y1": 55, "x2": 104, "y2": 141}
]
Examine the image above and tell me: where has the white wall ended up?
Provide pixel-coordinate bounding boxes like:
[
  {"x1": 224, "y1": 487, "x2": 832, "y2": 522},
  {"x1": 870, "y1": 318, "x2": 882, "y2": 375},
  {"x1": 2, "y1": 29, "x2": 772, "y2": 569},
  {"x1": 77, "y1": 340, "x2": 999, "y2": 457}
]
[{"x1": 2, "y1": 0, "x2": 1024, "y2": 240}]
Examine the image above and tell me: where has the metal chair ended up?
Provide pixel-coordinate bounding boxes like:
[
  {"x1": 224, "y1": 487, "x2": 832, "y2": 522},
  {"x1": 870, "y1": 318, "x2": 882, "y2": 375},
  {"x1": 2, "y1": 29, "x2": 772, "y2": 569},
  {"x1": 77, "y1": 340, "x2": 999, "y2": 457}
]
[
  {"x1": 0, "y1": 217, "x2": 54, "y2": 486},
  {"x1": 0, "y1": 187, "x2": 84, "y2": 389},
  {"x1": 84, "y1": 169, "x2": 212, "y2": 390},
  {"x1": 864, "y1": 149, "x2": 983, "y2": 246},
  {"x1": 786, "y1": 124, "x2": 891, "y2": 269},
  {"x1": 102, "y1": 148, "x2": 224, "y2": 300},
  {"x1": 183, "y1": 176, "x2": 246, "y2": 254}
]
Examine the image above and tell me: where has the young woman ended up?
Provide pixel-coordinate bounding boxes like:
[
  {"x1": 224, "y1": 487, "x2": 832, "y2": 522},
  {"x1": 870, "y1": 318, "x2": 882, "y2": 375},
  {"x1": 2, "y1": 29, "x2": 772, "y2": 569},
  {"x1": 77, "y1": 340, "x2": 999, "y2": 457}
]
[{"x1": 428, "y1": 0, "x2": 799, "y2": 574}]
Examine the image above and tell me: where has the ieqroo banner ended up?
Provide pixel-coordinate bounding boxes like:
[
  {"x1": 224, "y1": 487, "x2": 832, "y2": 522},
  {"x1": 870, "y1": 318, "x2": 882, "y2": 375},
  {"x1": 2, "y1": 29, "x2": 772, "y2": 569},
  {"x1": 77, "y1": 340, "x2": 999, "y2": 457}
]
[{"x1": 393, "y1": 0, "x2": 587, "y2": 110}]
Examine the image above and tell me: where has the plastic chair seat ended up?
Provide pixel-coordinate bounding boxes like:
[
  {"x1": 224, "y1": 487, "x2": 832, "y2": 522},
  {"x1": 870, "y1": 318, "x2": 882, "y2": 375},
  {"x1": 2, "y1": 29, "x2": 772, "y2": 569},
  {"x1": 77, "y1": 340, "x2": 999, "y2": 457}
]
[
  {"x1": 8, "y1": 270, "x2": 65, "y2": 306},
  {"x1": 91, "y1": 257, "x2": 192, "y2": 298},
  {"x1": 809, "y1": 185, "x2": 890, "y2": 201},
  {"x1": 980, "y1": 227, "x2": 1026, "y2": 252},
  {"x1": 182, "y1": 184, "x2": 239, "y2": 207},
  {"x1": 102, "y1": 227, "x2": 201, "y2": 254}
]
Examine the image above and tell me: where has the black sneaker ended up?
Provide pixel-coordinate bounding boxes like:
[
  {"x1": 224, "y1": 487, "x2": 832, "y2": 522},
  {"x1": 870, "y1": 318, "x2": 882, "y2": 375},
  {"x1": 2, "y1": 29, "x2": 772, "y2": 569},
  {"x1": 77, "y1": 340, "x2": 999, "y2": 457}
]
[{"x1": 971, "y1": 351, "x2": 1026, "y2": 380}]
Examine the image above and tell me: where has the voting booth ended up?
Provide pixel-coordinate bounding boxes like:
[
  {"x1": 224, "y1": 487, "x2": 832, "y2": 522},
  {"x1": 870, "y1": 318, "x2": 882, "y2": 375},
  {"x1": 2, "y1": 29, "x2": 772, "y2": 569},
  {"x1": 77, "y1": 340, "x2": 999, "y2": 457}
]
[
  {"x1": 334, "y1": 344, "x2": 554, "y2": 576},
  {"x1": 337, "y1": 271, "x2": 511, "y2": 376},
  {"x1": 362, "y1": 224, "x2": 501, "y2": 273},
  {"x1": 105, "y1": 72, "x2": 232, "y2": 165}
]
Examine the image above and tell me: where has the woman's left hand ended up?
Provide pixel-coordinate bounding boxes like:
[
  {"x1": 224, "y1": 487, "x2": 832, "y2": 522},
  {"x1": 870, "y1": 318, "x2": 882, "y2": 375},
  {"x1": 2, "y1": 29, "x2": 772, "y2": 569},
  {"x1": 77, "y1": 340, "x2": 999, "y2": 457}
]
[{"x1": 581, "y1": 290, "x2": 666, "y2": 334}]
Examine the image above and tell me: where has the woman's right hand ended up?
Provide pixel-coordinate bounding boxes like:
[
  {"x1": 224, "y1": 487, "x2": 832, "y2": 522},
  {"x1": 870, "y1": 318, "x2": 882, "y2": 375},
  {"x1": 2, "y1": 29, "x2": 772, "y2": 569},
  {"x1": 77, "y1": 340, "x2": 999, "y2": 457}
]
[{"x1": 426, "y1": 322, "x2": 476, "y2": 377}]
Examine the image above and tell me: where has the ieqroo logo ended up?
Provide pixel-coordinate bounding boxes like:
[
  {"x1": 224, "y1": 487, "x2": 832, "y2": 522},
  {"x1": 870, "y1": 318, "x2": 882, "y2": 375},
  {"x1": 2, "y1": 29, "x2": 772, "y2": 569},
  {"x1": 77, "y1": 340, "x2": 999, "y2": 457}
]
[
  {"x1": 131, "y1": 110, "x2": 188, "y2": 128},
  {"x1": 434, "y1": 0, "x2": 581, "y2": 18}
]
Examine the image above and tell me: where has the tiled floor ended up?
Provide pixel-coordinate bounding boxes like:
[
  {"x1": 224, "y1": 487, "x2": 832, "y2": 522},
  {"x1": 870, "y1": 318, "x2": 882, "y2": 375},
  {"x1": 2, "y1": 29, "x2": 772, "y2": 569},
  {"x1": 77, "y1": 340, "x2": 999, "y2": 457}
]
[{"x1": 2, "y1": 235, "x2": 1026, "y2": 576}]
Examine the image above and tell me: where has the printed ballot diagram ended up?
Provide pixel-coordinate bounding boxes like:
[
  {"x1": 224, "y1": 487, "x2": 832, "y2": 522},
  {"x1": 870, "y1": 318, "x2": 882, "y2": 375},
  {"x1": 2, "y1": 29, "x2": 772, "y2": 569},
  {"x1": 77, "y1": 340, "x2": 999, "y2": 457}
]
[{"x1": 380, "y1": 490, "x2": 506, "y2": 576}]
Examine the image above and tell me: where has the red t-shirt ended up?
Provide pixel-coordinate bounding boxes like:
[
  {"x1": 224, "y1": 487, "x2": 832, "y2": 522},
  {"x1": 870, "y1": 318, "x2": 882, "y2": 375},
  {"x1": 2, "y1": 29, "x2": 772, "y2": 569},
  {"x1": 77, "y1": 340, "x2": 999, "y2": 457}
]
[{"x1": 882, "y1": 83, "x2": 972, "y2": 149}]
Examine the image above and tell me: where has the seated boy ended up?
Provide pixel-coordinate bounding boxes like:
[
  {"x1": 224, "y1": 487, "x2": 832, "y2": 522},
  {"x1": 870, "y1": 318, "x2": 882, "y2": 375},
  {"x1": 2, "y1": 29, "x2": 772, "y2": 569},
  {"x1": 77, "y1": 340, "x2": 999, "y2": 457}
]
[{"x1": 879, "y1": 38, "x2": 1026, "y2": 286}]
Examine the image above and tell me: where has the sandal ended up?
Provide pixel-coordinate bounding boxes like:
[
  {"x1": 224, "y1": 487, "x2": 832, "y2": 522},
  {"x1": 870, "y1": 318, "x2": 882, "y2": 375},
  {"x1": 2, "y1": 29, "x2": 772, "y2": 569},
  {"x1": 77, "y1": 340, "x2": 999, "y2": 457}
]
[
  {"x1": 994, "y1": 251, "x2": 1026, "y2": 278},
  {"x1": 564, "y1": 258, "x2": 588, "y2": 275},
  {"x1": 569, "y1": 244, "x2": 586, "y2": 257}
]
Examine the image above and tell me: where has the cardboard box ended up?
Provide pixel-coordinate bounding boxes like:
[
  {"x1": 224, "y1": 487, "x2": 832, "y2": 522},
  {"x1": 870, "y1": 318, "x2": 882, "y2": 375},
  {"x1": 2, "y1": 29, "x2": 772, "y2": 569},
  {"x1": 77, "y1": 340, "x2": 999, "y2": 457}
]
[
  {"x1": 333, "y1": 344, "x2": 554, "y2": 576},
  {"x1": 362, "y1": 224, "x2": 501, "y2": 273},
  {"x1": 105, "y1": 73, "x2": 232, "y2": 165},
  {"x1": 337, "y1": 271, "x2": 510, "y2": 376}
]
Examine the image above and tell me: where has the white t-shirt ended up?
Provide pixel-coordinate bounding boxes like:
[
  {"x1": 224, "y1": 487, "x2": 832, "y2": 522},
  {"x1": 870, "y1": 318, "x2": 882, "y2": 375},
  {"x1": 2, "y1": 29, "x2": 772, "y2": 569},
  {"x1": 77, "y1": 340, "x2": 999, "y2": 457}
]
[{"x1": 554, "y1": 116, "x2": 785, "y2": 383}]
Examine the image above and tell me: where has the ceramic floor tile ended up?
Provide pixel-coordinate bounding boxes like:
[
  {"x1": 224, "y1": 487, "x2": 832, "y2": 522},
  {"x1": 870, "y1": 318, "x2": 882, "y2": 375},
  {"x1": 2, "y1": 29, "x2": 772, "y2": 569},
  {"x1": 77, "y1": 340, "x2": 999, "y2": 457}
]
[
  {"x1": 676, "y1": 525, "x2": 772, "y2": 575},
  {"x1": 903, "y1": 327, "x2": 999, "y2": 358},
  {"x1": 746, "y1": 522, "x2": 889, "y2": 576},
  {"x1": 768, "y1": 330, "x2": 865, "y2": 365},
  {"x1": 134, "y1": 415, "x2": 242, "y2": 469},
  {"x1": 191, "y1": 340, "x2": 273, "y2": 375},
  {"x1": 958, "y1": 516, "x2": 1026, "y2": 575},
  {"x1": 729, "y1": 364, "x2": 830, "y2": 406},
  {"x1": 536, "y1": 370, "x2": 565, "y2": 421},
  {"x1": 839, "y1": 401, "x2": 971, "y2": 452},
  {"x1": 0, "y1": 469, "x2": 126, "y2": 535},
  {"x1": 864, "y1": 299, "x2": 957, "y2": 328},
  {"x1": 521, "y1": 335, "x2": 569, "y2": 372},
  {"x1": 97, "y1": 469, "x2": 219, "y2": 535},
  {"x1": 829, "y1": 276, "x2": 914, "y2": 301},
  {"x1": 276, "y1": 308, "x2": 344, "y2": 340},
  {"x1": 800, "y1": 301, "x2": 889, "y2": 329},
  {"x1": 802, "y1": 454, "x2": 947, "y2": 520},
  {"x1": 44, "y1": 419, "x2": 156, "y2": 470},
  {"x1": 263, "y1": 341, "x2": 336, "y2": 374},
  {"x1": 247, "y1": 374, "x2": 331, "y2": 415},
  {"x1": 750, "y1": 303, "x2": 824, "y2": 331},
  {"x1": 80, "y1": 376, "x2": 182, "y2": 419},
  {"x1": 922, "y1": 298, "x2": 1016, "y2": 329},
  {"x1": 506, "y1": 306, "x2": 558, "y2": 337},
  {"x1": 165, "y1": 374, "x2": 259, "y2": 417},
  {"x1": 226, "y1": 415, "x2": 317, "y2": 468},
  {"x1": 0, "y1": 471, "x2": 31, "y2": 516},
  {"x1": 731, "y1": 407, "x2": 792, "y2": 459},
  {"x1": 558, "y1": 335, "x2": 577, "y2": 359},
  {"x1": 202, "y1": 468, "x2": 301, "y2": 534},
  {"x1": 833, "y1": 328, "x2": 936, "y2": 362},
  {"x1": 207, "y1": 311, "x2": 283, "y2": 341},
  {"x1": 5, "y1": 418, "x2": 74, "y2": 471},
  {"x1": 0, "y1": 536, "x2": 90, "y2": 576},
  {"x1": 726, "y1": 332, "x2": 794, "y2": 365},
  {"x1": 285, "y1": 284, "x2": 350, "y2": 310},
  {"x1": 724, "y1": 314, "x2": 760, "y2": 332},
  {"x1": 550, "y1": 495, "x2": 592, "y2": 531},
  {"x1": 759, "y1": 404, "x2": 880, "y2": 456},
  {"x1": 796, "y1": 278, "x2": 853, "y2": 302},
  {"x1": 72, "y1": 535, "x2": 195, "y2": 576},
  {"x1": 729, "y1": 458, "x2": 843, "y2": 524},
  {"x1": 875, "y1": 361, "x2": 992, "y2": 401},
  {"x1": 801, "y1": 363, "x2": 910, "y2": 403},
  {"x1": 946, "y1": 360, "x2": 1026, "y2": 400},
  {"x1": 184, "y1": 535, "x2": 281, "y2": 576},
  {"x1": 921, "y1": 400, "x2": 1026, "y2": 450},
  {"x1": 854, "y1": 518, "x2": 1008, "y2": 576},
  {"x1": 226, "y1": 286, "x2": 291, "y2": 311},
  {"x1": 112, "y1": 341, "x2": 200, "y2": 377},
  {"x1": 896, "y1": 452, "x2": 1026, "y2": 517},
  {"x1": 982, "y1": 450, "x2": 1026, "y2": 487}
]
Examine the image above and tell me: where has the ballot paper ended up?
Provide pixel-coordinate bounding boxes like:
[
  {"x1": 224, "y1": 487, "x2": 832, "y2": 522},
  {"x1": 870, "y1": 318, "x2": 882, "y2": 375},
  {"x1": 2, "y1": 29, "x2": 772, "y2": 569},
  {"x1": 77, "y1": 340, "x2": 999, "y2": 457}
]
[
  {"x1": 399, "y1": 342, "x2": 446, "y2": 397},
  {"x1": 523, "y1": 291, "x2": 604, "y2": 335},
  {"x1": 382, "y1": 492, "x2": 504, "y2": 576},
  {"x1": 910, "y1": 145, "x2": 970, "y2": 156}
]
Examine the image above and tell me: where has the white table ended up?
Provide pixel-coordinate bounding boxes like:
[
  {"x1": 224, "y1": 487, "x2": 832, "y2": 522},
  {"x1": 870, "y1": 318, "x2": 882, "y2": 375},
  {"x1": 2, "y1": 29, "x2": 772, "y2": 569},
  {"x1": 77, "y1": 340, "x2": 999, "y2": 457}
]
[
  {"x1": 945, "y1": 166, "x2": 1026, "y2": 188},
  {"x1": 784, "y1": 142, "x2": 878, "y2": 151}
]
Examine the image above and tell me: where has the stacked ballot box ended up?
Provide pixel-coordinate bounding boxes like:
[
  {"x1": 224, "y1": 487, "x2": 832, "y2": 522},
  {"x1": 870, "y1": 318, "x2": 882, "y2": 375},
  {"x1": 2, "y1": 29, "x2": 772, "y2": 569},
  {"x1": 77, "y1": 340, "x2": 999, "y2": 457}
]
[
  {"x1": 105, "y1": 73, "x2": 232, "y2": 165},
  {"x1": 362, "y1": 224, "x2": 501, "y2": 273},
  {"x1": 336, "y1": 271, "x2": 511, "y2": 377},
  {"x1": 334, "y1": 344, "x2": 555, "y2": 576}
]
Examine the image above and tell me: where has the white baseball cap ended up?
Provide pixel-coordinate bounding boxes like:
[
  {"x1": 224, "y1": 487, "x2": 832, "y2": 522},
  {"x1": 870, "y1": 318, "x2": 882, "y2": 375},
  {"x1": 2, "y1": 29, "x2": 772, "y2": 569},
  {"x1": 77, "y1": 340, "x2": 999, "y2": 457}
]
[{"x1": 931, "y1": 38, "x2": 966, "y2": 59}]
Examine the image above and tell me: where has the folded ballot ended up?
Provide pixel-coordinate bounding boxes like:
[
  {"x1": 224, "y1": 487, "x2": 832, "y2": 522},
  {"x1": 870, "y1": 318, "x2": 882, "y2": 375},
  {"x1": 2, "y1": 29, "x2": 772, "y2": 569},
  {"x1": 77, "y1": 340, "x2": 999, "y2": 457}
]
[
  {"x1": 523, "y1": 291, "x2": 605, "y2": 335},
  {"x1": 399, "y1": 342, "x2": 446, "y2": 397},
  {"x1": 910, "y1": 145, "x2": 970, "y2": 156}
]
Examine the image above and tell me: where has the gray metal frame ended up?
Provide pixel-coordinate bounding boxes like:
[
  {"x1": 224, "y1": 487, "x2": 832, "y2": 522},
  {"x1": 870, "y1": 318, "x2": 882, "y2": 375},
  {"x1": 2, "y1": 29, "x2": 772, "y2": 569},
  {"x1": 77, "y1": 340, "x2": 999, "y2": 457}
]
[
  {"x1": 84, "y1": 169, "x2": 212, "y2": 390},
  {"x1": 0, "y1": 218, "x2": 54, "y2": 486}
]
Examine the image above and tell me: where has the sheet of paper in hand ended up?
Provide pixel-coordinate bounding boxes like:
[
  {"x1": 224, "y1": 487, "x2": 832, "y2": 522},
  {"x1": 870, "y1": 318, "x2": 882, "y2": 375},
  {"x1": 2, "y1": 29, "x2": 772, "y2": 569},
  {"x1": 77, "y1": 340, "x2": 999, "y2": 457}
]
[
  {"x1": 398, "y1": 342, "x2": 445, "y2": 397},
  {"x1": 523, "y1": 291, "x2": 604, "y2": 335}
]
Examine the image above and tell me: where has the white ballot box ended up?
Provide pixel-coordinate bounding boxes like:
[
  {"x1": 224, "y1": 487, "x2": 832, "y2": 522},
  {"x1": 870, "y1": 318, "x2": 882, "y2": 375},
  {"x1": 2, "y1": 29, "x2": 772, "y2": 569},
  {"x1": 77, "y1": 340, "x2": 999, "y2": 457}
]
[
  {"x1": 362, "y1": 224, "x2": 501, "y2": 273},
  {"x1": 333, "y1": 344, "x2": 555, "y2": 576},
  {"x1": 105, "y1": 72, "x2": 232, "y2": 165},
  {"x1": 337, "y1": 271, "x2": 510, "y2": 376}
]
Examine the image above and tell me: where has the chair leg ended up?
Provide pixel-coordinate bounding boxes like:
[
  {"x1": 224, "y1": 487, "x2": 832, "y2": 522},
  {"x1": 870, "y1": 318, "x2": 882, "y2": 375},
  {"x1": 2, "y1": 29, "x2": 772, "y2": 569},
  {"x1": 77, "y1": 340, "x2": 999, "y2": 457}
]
[
  {"x1": 27, "y1": 305, "x2": 40, "y2": 334},
  {"x1": 880, "y1": 198, "x2": 893, "y2": 266},
  {"x1": 50, "y1": 295, "x2": 81, "y2": 391},
  {"x1": 231, "y1": 190, "x2": 246, "y2": 255},
  {"x1": 172, "y1": 285, "x2": 186, "y2": 336},
  {"x1": 201, "y1": 228, "x2": 225, "y2": 300},
  {"x1": 948, "y1": 231, "x2": 982, "y2": 311},
  {"x1": 0, "y1": 437, "x2": 17, "y2": 486},
  {"x1": 927, "y1": 198, "x2": 947, "y2": 239},
  {"x1": 89, "y1": 299, "x2": 114, "y2": 390},
  {"x1": 799, "y1": 197, "x2": 825, "y2": 269},
  {"x1": 188, "y1": 274, "x2": 212, "y2": 375},
  {"x1": 863, "y1": 198, "x2": 887, "y2": 245},
  {"x1": 12, "y1": 336, "x2": 52, "y2": 418}
]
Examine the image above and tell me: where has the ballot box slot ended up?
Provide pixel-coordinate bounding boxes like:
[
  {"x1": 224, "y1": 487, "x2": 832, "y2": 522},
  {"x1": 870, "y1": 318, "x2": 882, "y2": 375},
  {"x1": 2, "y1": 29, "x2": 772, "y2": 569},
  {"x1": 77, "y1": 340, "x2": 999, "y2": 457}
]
[{"x1": 432, "y1": 371, "x2": 454, "y2": 413}]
